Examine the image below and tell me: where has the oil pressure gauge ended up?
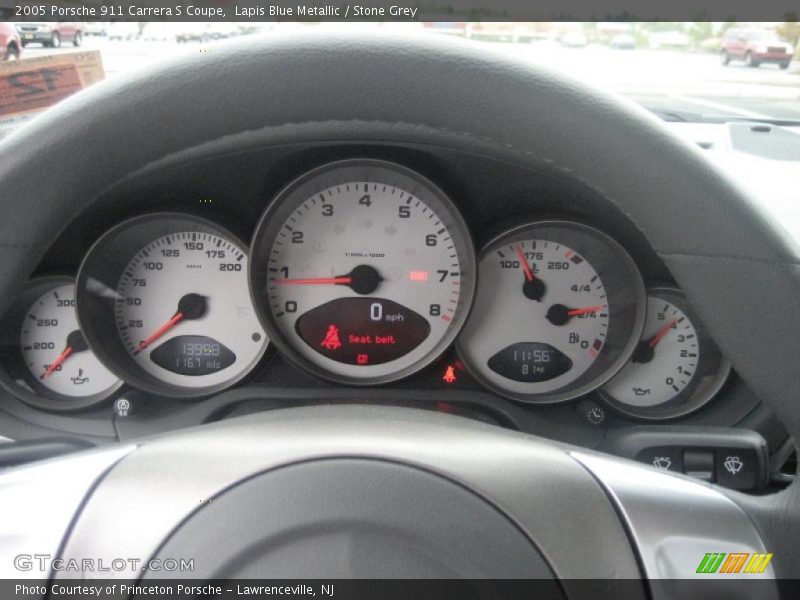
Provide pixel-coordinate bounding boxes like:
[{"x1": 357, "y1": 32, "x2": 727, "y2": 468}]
[
  {"x1": 599, "y1": 287, "x2": 731, "y2": 420},
  {"x1": 457, "y1": 221, "x2": 645, "y2": 403}
]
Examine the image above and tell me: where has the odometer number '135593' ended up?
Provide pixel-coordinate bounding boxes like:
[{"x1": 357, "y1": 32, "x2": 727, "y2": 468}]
[{"x1": 250, "y1": 160, "x2": 476, "y2": 384}]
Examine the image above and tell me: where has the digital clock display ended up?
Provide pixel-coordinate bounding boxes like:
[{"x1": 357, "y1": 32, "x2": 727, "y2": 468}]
[{"x1": 487, "y1": 342, "x2": 573, "y2": 383}]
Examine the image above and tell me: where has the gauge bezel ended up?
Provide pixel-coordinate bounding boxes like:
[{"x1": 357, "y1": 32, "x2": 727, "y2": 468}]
[
  {"x1": 0, "y1": 276, "x2": 124, "y2": 411},
  {"x1": 598, "y1": 286, "x2": 732, "y2": 420},
  {"x1": 249, "y1": 158, "x2": 477, "y2": 386},
  {"x1": 75, "y1": 213, "x2": 269, "y2": 398},
  {"x1": 456, "y1": 220, "x2": 647, "y2": 404}
]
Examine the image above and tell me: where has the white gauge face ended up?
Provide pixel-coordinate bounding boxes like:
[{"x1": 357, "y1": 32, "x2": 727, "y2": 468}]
[
  {"x1": 459, "y1": 239, "x2": 609, "y2": 396},
  {"x1": 21, "y1": 284, "x2": 119, "y2": 398},
  {"x1": 251, "y1": 161, "x2": 475, "y2": 383},
  {"x1": 603, "y1": 296, "x2": 698, "y2": 407},
  {"x1": 457, "y1": 221, "x2": 645, "y2": 404},
  {"x1": 115, "y1": 231, "x2": 267, "y2": 388}
]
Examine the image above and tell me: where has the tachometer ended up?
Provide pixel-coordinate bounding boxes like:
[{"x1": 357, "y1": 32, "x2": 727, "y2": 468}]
[
  {"x1": 456, "y1": 221, "x2": 645, "y2": 403},
  {"x1": 76, "y1": 214, "x2": 268, "y2": 397},
  {"x1": 249, "y1": 159, "x2": 476, "y2": 384},
  {"x1": 599, "y1": 287, "x2": 731, "y2": 419}
]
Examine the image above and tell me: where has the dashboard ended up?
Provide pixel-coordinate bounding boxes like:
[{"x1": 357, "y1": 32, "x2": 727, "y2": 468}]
[{"x1": 0, "y1": 141, "x2": 785, "y2": 484}]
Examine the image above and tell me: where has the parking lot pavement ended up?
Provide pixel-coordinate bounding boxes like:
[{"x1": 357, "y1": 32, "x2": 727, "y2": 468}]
[{"x1": 18, "y1": 35, "x2": 800, "y2": 121}]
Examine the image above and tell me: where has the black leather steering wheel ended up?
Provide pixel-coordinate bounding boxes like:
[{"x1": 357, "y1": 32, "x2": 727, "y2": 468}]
[{"x1": 0, "y1": 32, "x2": 798, "y2": 590}]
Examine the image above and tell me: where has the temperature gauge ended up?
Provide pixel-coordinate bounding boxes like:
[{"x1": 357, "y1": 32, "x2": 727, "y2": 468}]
[{"x1": 599, "y1": 287, "x2": 731, "y2": 420}]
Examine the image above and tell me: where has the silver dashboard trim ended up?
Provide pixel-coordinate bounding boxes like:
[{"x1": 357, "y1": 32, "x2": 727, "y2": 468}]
[
  {"x1": 0, "y1": 445, "x2": 135, "y2": 579},
  {"x1": 572, "y1": 451, "x2": 778, "y2": 597}
]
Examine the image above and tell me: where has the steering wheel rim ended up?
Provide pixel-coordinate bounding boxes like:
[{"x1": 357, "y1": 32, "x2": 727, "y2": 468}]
[{"x1": 0, "y1": 32, "x2": 797, "y2": 578}]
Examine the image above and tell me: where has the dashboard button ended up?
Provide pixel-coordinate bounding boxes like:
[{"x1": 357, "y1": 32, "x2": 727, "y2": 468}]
[
  {"x1": 635, "y1": 446, "x2": 682, "y2": 473},
  {"x1": 716, "y1": 448, "x2": 758, "y2": 490},
  {"x1": 602, "y1": 427, "x2": 768, "y2": 491}
]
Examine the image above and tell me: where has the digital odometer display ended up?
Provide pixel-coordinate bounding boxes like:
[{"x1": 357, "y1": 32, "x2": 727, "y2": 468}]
[
  {"x1": 150, "y1": 335, "x2": 236, "y2": 376},
  {"x1": 249, "y1": 160, "x2": 476, "y2": 384}
]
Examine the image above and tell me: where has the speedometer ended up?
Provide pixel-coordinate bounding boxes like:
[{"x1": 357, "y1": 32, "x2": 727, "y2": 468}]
[
  {"x1": 249, "y1": 159, "x2": 476, "y2": 384},
  {"x1": 456, "y1": 221, "x2": 645, "y2": 403},
  {"x1": 76, "y1": 213, "x2": 268, "y2": 397}
]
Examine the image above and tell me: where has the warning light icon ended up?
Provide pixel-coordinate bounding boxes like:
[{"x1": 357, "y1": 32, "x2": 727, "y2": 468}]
[
  {"x1": 320, "y1": 325, "x2": 342, "y2": 350},
  {"x1": 442, "y1": 365, "x2": 457, "y2": 384},
  {"x1": 357, "y1": 354, "x2": 369, "y2": 365}
]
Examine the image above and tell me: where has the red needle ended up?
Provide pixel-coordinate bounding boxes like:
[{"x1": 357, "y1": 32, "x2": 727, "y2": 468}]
[
  {"x1": 135, "y1": 312, "x2": 184, "y2": 355},
  {"x1": 41, "y1": 346, "x2": 74, "y2": 379},
  {"x1": 567, "y1": 305, "x2": 606, "y2": 316},
  {"x1": 649, "y1": 319, "x2": 678, "y2": 348},
  {"x1": 277, "y1": 277, "x2": 353, "y2": 285},
  {"x1": 514, "y1": 245, "x2": 535, "y2": 282}
]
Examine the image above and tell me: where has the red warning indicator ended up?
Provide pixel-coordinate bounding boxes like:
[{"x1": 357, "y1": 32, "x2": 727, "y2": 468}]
[
  {"x1": 357, "y1": 353, "x2": 369, "y2": 365},
  {"x1": 409, "y1": 270, "x2": 429, "y2": 281},
  {"x1": 442, "y1": 365, "x2": 457, "y2": 384},
  {"x1": 320, "y1": 325, "x2": 342, "y2": 350}
]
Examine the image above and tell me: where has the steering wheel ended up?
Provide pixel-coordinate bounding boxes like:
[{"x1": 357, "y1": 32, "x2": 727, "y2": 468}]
[{"x1": 0, "y1": 33, "x2": 798, "y2": 595}]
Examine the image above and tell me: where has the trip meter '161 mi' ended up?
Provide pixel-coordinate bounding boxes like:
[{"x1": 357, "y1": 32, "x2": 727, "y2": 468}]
[{"x1": 249, "y1": 160, "x2": 476, "y2": 384}]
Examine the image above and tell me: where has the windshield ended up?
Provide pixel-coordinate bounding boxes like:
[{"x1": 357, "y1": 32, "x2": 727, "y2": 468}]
[
  {"x1": 746, "y1": 30, "x2": 781, "y2": 41},
  {"x1": 1, "y1": 21, "x2": 798, "y2": 126}
]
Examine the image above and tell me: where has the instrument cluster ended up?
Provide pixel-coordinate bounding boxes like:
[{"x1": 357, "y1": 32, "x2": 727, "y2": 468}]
[{"x1": 0, "y1": 158, "x2": 730, "y2": 422}]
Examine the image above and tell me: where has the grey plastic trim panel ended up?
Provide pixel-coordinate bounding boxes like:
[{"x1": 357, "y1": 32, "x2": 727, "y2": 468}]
[
  {"x1": 0, "y1": 444, "x2": 135, "y2": 579},
  {"x1": 572, "y1": 451, "x2": 778, "y2": 596}
]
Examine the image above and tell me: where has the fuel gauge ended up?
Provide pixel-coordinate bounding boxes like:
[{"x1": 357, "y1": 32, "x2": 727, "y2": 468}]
[{"x1": 599, "y1": 287, "x2": 731, "y2": 420}]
